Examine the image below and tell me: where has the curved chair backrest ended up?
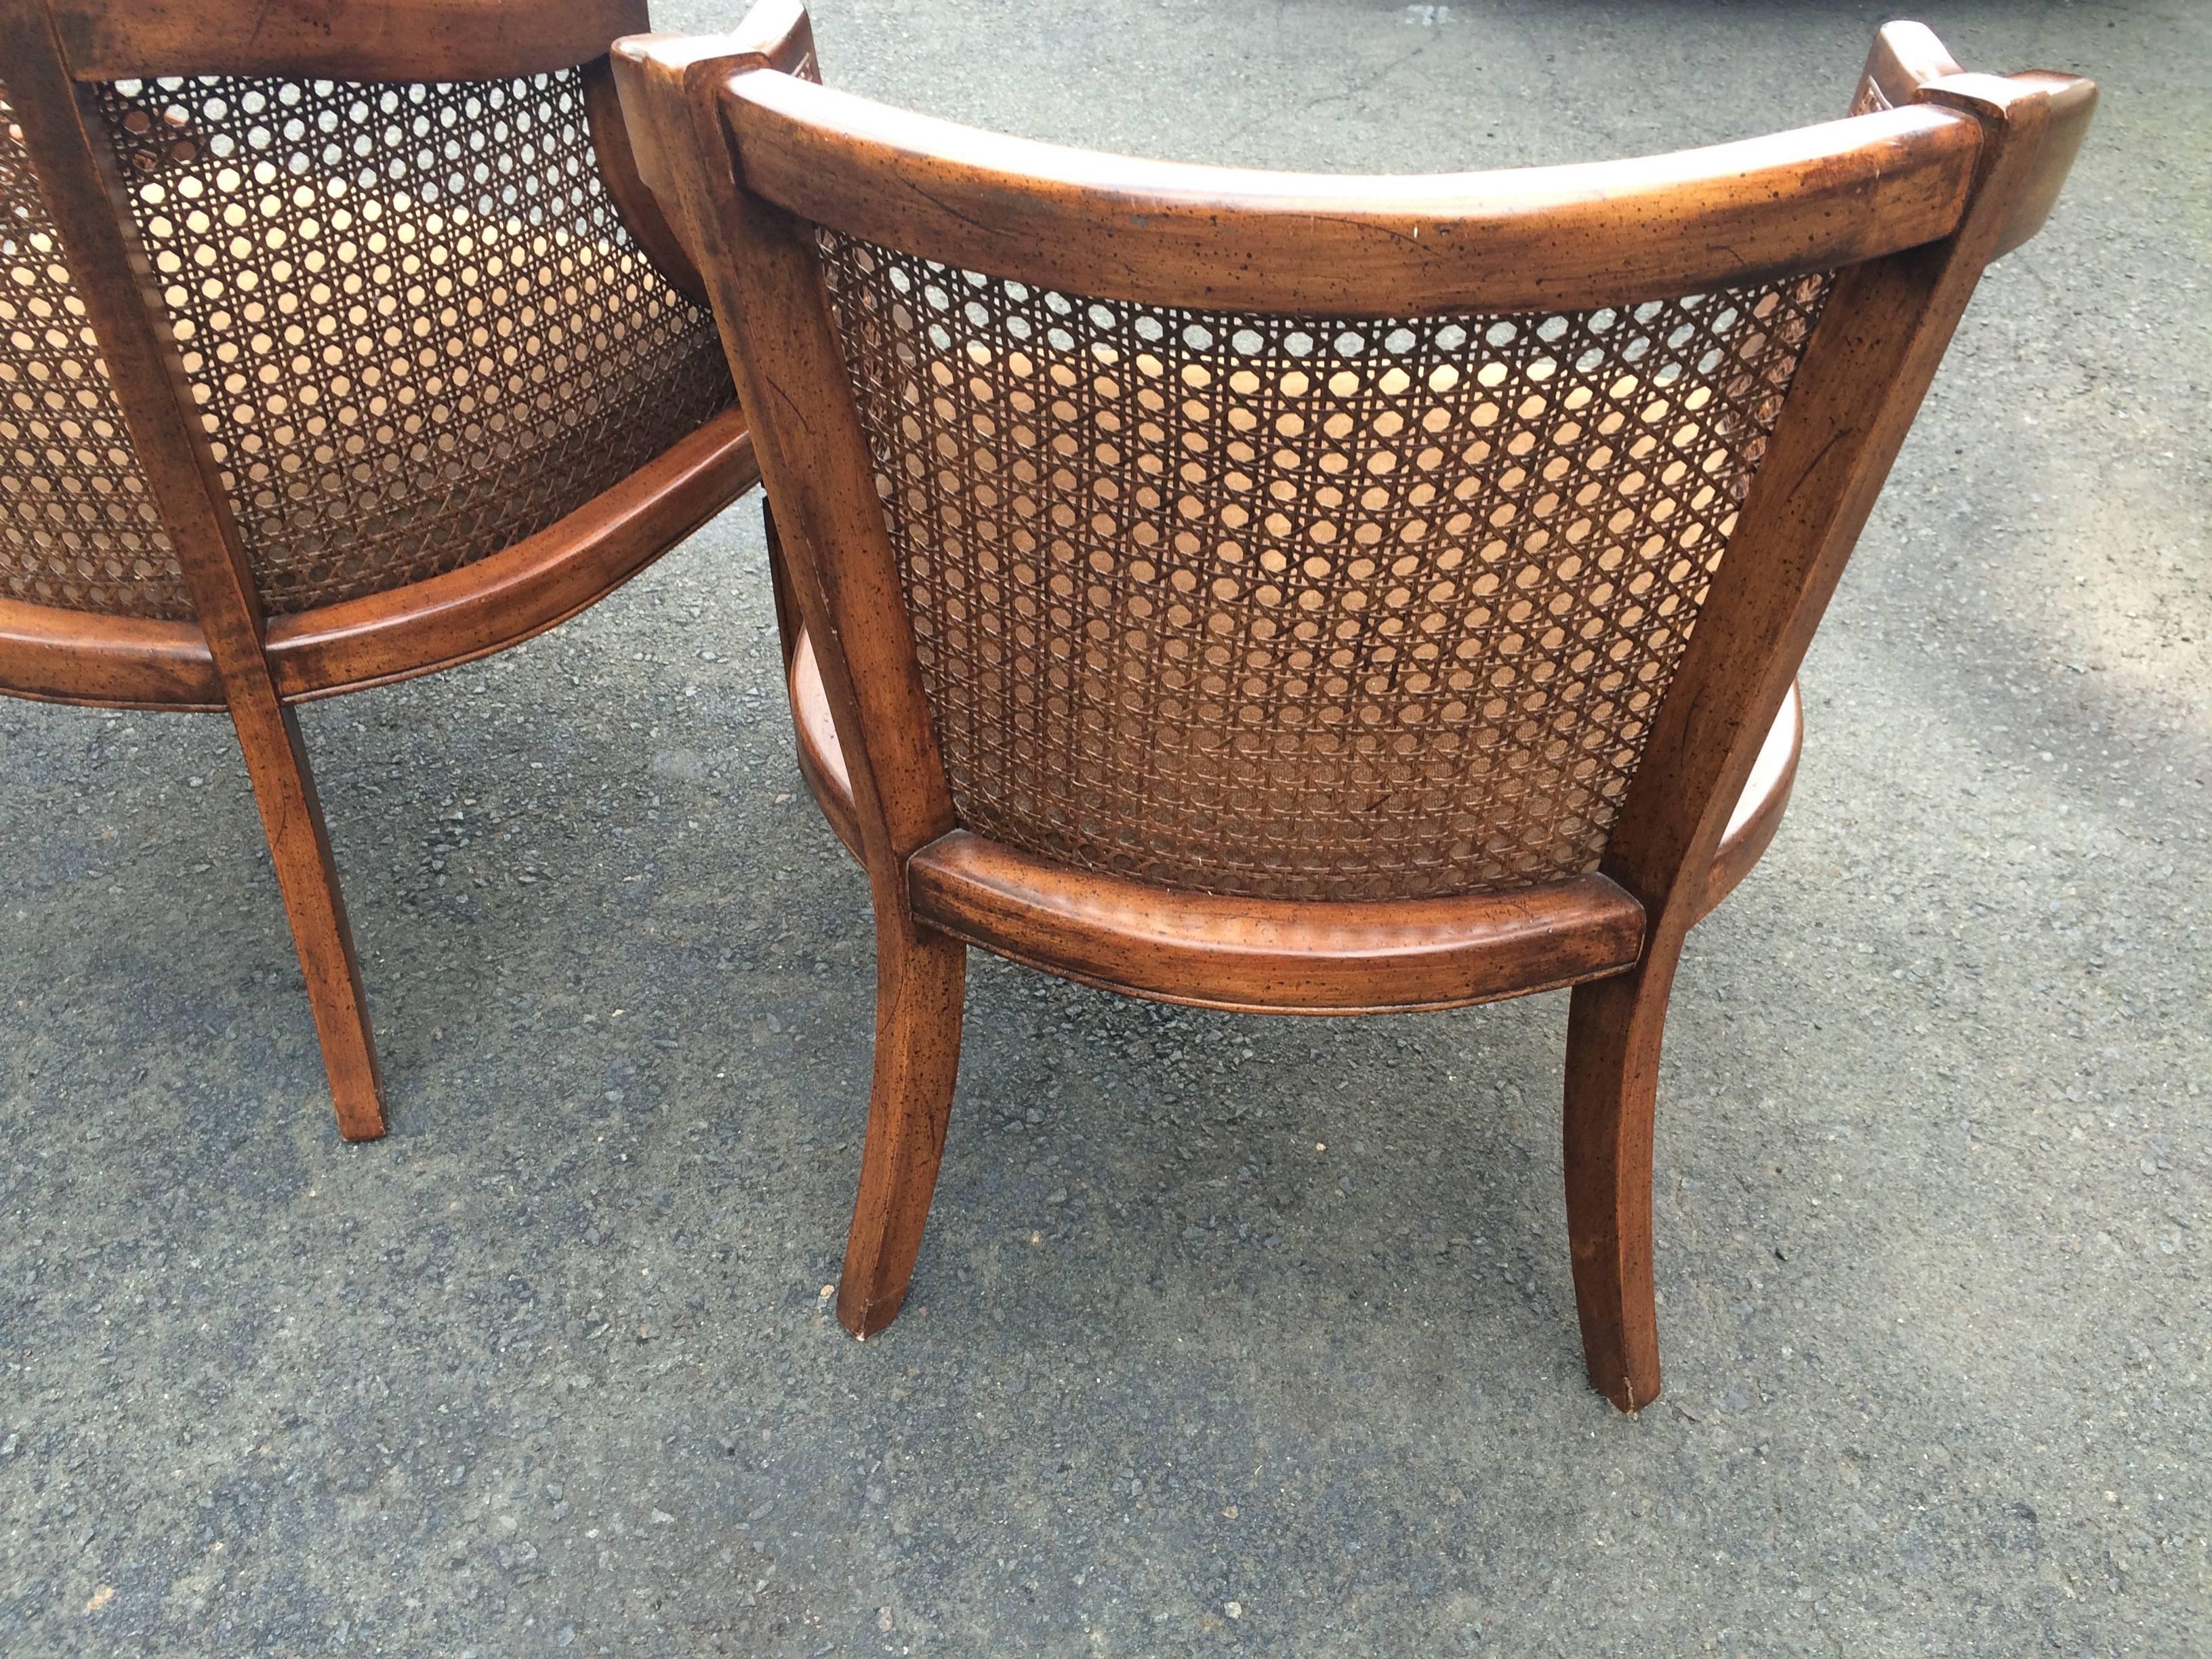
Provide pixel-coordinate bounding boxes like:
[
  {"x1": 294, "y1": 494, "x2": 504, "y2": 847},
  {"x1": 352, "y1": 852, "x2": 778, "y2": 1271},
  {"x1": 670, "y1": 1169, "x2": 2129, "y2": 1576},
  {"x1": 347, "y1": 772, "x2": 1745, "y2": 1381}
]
[
  {"x1": 817, "y1": 238, "x2": 1837, "y2": 903},
  {"x1": 623, "y1": 9, "x2": 2091, "y2": 930},
  {"x1": 0, "y1": 0, "x2": 731, "y2": 628},
  {"x1": 618, "y1": 7, "x2": 2096, "y2": 1406}
]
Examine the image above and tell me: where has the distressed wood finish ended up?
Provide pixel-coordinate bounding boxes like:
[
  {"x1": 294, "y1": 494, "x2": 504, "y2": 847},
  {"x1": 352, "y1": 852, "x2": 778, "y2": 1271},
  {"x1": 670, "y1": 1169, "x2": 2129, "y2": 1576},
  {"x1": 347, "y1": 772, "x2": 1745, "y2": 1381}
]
[
  {"x1": 787, "y1": 626, "x2": 1797, "y2": 937},
  {"x1": 47, "y1": 0, "x2": 651, "y2": 82},
  {"x1": 726, "y1": 77, "x2": 1981, "y2": 316},
  {"x1": 0, "y1": 0, "x2": 758, "y2": 1138},
  {"x1": 1854, "y1": 18, "x2": 1965, "y2": 111},
  {"x1": 1, "y1": 411, "x2": 754, "y2": 710},
  {"x1": 0, "y1": 597, "x2": 222, "y2": 708},
  {"x1": 613, "y1": 4, "x2": 975, "y2": 1341},
  {"x1": 621, "y1": 7, "x2": 2094, "y2": 1406},
  {"x1": 1853, "y1": 22, "x2": 2096, "y2": 259},
  {"x1": 583, "y1": 53, "x2": 711, "y2": 306},
  {"x1": 909, "y1": 830, "x2": 1645, "y2": 1015},
  {"x1": 1559, "y1": 67, "x2": 2087, "y2": 1410}
]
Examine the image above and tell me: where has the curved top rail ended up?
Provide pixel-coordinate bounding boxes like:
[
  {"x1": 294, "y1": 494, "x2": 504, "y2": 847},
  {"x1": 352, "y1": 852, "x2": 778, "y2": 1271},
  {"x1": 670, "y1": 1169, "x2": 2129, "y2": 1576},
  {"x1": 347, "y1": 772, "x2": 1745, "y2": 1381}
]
[
  {"x1": 49, "y1": 0, "x2": 650, "y2": 83},
  {"x1": 720, "y1": 70, "x2": 1983, "y2": 314}
]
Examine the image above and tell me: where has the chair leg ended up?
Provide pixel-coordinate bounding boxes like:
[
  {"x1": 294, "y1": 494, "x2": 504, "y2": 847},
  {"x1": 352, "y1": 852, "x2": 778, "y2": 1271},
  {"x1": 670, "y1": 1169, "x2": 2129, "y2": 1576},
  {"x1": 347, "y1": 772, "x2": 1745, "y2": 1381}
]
[
  {"x1": 836, "y1": 922, "x2": 967, "y2": 1338},
  {"x1": 229, "y1": 697, "x2": 388, "y2": 1142},
  {"x1": 1561, "y1": 949, "x2": 1679, "y2": 1412}
]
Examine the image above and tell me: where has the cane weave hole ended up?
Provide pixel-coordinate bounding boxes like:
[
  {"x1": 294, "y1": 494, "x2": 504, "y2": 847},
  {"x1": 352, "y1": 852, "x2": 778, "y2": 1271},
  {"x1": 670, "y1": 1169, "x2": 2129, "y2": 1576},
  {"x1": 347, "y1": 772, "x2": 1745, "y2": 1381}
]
[
  {"x1": 91, "y1": 68, "x2": 735, "y2": 615},
  {"x1": 0, "y1": 82, "x2": 193, "y2": 620},
  {"x1": 1851, "y1": 79, "x2": 1893, "y2": 116},
  {"x1": 821, "y1": 237, "x2": 1831, "y2": 900}
]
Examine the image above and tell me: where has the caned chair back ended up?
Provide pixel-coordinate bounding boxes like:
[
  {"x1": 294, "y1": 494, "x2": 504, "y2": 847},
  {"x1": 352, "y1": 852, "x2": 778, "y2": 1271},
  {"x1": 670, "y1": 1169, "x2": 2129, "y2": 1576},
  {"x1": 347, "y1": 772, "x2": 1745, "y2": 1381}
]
[
  {"x1": 817, "y1": 233, "x2": 1830, "y2": 901},
  {"x1": 1, "y1": 0, "x2": 733, "y2": 628},
  {"x1": 621, "y1": 7, "x2": 2091, "y2": 927}
]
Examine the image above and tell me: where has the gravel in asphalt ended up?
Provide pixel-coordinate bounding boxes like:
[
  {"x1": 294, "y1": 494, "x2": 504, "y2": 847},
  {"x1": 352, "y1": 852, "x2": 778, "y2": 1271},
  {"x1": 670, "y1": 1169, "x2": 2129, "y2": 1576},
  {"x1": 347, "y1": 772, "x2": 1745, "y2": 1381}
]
[{"x1": 3, "y1": 2, "x2": 2205, "y2": 1653}]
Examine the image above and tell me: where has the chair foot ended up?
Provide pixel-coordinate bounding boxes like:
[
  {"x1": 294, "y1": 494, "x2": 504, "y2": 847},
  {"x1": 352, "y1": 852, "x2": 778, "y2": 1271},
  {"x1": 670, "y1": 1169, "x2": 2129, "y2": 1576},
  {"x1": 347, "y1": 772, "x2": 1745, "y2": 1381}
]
[
  {"x1": 836, "y1": 924, "x2": 966, "y2": 1337},
  {"x1": 1562, "y1": 959, "x2": 1677, "y2": 1412},
  {"x1": 232, "y1": 700, "x2": 387, "y2": 1141}
]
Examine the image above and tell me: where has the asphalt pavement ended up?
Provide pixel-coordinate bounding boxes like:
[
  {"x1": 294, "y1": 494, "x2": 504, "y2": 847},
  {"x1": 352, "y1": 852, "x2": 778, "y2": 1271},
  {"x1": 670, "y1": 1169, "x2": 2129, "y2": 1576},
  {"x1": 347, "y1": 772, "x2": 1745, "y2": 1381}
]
[{"x1": 3, "y1": 2, "x2": 2205, "y2": 1653}]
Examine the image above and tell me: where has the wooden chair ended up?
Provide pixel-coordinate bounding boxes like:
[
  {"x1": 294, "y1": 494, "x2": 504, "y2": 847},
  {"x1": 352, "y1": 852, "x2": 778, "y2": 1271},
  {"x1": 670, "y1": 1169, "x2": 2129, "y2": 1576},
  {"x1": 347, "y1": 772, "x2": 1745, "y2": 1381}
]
[
  {"x1": 0, "y1": 0, "x2": 760, "y2": 1140},
  {"x1": 617, "y1": 8, "x2": 2093, "y2": 1408}
]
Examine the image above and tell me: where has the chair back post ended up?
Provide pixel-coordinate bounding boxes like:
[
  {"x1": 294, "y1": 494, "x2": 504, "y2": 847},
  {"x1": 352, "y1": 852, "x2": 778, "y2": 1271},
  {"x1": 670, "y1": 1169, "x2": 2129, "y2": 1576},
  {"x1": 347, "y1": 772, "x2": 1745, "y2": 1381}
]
[
  {"x1": 581, "y1": 58, "x2": 711, "y2": 306},
  {"x1": 613, "y1": 7, "x2": 958, "y2": 923},
  {"x1": 602, "y1": 2, "x2": 817, "y2": 300},
  {"x1": 3, "y1": 0, "x2": 389, "y2": 1131},
  {"x1": 1852, "y1": 20, "x2": 1964, "y2": 113},
  {"x1": 1600, "y1": 68, "x2": 2078, "y2": 963},
  {"x1": 1, "y1": 0, "x2": 268, "y2": 672}
]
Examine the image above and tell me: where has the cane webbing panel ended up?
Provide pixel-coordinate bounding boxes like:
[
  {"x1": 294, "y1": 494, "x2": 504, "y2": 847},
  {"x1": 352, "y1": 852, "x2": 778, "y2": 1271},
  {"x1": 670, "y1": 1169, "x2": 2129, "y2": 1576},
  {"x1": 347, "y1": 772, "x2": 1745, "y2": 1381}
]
[
  {"x1": 91, "y1": 68, "x2": 735, "y2": 615},
  {"x1": 821, "y1": 236, "x2": 1831, "y2": 901},
  {"x1": 0, "y1": 82, "x2": 194, "y2": 620}
]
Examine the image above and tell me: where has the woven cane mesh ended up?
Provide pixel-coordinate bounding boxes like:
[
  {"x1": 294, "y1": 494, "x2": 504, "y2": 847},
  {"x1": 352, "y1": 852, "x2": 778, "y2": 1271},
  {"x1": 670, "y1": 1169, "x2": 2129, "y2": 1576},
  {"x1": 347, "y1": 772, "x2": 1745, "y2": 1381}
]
[
  {"x1": 1850, "y1": 79, "x2": 1893, "y2": 116},
  {"x1": 821, "y1": 237, "x2": 1832, "y2": 900},
  {"x1": 0, "y1": 82, "x2": 193, "y2": 620},
  {"x1": 88, "y1": 68, "x2": 735, "y2": 615}
]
